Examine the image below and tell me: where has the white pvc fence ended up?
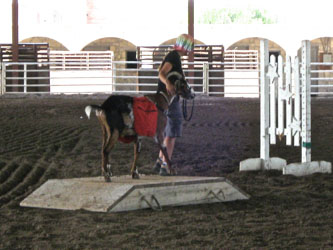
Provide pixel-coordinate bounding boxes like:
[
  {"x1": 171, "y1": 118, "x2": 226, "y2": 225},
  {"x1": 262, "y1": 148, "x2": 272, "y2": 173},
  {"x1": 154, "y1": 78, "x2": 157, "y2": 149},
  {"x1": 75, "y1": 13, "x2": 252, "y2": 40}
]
[
  {"x1": 1, "y1": 49, "x2": 333, "y2": 97},
  {"x1": 0, "y1": 63, "x2": 259, "y2": 96}
]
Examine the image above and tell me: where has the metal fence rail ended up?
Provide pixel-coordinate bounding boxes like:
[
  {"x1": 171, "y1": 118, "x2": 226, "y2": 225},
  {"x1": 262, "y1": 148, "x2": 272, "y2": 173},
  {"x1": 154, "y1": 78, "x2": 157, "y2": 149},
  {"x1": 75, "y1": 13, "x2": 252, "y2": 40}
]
[
  {"x1": 0, "y1": 59, "x2": 260, "y2": 96},
  {"x1": 310, "y1": 62, "x2": 333, "y2": 95},
  {"x1": 2, "y1": 47, "x2": 333, "y2": 97},
  {"x1": 49, "y1": 51, "x2": 114, "y2": 70},
  {"x1": 2, "y1": 60, "x2": 333, "y2": 97}
]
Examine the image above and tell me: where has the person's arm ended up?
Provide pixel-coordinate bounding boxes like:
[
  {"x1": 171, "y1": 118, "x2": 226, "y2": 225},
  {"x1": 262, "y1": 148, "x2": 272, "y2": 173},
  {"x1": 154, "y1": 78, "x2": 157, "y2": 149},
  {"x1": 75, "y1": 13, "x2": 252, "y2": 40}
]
[{"x1": 159, "y1": 62, "x2": 175, "y2": 95}]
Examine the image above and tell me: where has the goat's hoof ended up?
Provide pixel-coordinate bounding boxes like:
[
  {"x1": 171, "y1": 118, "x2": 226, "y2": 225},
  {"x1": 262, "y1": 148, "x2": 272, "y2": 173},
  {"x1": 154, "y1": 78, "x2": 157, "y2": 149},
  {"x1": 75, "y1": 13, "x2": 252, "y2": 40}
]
[
  {"x1": 103, "y1": 172, "x2": 112, "y2": 182},
  {"x1": 132, "y1": 172, "x2": 140, "y2": 179},
  {"x1": 106, "y1": 164, "x2": 112, "y2": 175},
  {"x1": 104, "y1": 176, "x2": 111, "y2": 182}
]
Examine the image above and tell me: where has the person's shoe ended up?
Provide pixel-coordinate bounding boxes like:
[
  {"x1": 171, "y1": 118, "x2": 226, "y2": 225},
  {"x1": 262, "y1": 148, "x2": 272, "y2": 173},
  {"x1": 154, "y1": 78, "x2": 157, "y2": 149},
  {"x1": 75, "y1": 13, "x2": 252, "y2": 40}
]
[
  {"x1": 159, "y1": 162, "x2": 171, "y2": 176},
  {"x1": 153, "y1": 158, "x2": 162, "y2": 173}
]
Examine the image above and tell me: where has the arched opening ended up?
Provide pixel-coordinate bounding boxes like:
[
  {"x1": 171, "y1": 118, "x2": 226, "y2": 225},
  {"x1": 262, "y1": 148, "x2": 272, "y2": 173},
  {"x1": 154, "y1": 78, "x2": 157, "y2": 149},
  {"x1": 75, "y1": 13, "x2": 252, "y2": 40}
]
[
  {"x1": 228, "y1": 37, "x2": 286, "y2": 60},
  {"x1": 82, "y1": 37, "x2": 136, "y2": 62},
  {"x1": 20, "y1": 37, "x2": 68, "y2": 51},
  {"x1": 82, "y1": 37, "x2": 137, "y2": 91}
]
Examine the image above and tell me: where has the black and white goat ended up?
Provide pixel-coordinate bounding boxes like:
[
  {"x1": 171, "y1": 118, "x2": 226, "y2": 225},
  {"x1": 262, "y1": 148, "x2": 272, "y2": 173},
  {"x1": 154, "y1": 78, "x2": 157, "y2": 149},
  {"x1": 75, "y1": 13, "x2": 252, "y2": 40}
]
[{"x1": 85, "y1": 72, "x2": 194, "y2": 182}]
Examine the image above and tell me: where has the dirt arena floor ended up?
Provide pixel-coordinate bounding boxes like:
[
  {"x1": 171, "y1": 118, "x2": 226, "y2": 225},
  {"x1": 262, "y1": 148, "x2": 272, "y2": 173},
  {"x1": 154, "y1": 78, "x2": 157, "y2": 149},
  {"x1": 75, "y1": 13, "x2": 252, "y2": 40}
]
[{"x1": 0, "y1": 94, "x2": 332, "y2": 249}]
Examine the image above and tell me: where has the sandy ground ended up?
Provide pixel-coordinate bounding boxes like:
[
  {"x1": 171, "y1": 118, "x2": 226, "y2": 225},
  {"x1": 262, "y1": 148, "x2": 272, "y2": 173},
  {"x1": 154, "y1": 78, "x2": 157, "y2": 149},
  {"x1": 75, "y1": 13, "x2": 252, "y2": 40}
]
[{"x1": 0, "y1": 94, "x2": 332, "y2": 249}]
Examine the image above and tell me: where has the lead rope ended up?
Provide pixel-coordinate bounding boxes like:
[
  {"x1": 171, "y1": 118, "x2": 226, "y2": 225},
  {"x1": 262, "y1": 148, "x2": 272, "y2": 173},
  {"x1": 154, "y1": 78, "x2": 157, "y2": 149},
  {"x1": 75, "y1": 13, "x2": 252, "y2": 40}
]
[{"x1": 182, "y1": 99, "x2": 194, "y2": 121}]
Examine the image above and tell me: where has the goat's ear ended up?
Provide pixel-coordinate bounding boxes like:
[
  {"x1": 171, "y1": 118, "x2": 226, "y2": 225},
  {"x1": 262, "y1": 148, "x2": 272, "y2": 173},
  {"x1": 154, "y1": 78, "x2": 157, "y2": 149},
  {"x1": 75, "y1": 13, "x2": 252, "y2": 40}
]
[{"x1": 167, "y1": 71, "x2": 182, "y2": 80}]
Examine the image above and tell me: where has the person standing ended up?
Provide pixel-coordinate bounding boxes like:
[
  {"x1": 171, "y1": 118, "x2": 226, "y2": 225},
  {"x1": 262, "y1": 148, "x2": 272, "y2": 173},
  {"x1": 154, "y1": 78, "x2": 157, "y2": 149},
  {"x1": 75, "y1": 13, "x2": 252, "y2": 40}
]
[{"x1": 153, "y1": 34, "x2": 194, "y2": 176}]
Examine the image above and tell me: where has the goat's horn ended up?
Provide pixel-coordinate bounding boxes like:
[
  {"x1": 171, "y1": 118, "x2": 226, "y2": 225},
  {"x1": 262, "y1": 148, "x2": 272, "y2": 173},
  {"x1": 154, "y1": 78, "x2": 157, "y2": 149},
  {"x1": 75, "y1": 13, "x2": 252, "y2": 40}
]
[{"x1": 167, "y1": 71, "x2": 182, "y2": 80}]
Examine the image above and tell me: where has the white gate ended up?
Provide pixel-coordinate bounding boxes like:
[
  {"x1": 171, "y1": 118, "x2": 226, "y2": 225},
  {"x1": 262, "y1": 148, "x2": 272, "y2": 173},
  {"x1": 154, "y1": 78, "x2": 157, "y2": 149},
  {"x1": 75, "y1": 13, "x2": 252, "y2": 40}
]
[
  {"x1": 240, "y1": 39, "x2": 332, "y2": 176},
  {"x1": 260, "y1": 39, "x2": 311, "y2": 165},
  {"x1": 49, "y1": 51, "x2": 114, "y2": 94}
]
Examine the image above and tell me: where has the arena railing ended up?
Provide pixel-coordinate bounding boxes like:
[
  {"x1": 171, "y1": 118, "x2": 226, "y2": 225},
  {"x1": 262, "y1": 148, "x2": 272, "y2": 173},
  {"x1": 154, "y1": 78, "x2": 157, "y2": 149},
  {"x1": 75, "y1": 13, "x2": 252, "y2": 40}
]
[
  {"x1": 2, "y1": 59, "x2": 333, "y2": 96},
  {"x1": 310, "y1": 62, "x2": 333, "y2": 96},
  {"x1": 0, "y1": 60, "x2": 261, "y2": 96}
]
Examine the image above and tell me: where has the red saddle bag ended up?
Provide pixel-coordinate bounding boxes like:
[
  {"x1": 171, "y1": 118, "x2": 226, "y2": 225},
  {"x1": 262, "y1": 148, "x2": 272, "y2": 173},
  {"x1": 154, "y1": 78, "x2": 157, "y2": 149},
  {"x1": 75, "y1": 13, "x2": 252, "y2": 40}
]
[{"x1": 133, "y1": 96, "x2": 158, "y2": 137}]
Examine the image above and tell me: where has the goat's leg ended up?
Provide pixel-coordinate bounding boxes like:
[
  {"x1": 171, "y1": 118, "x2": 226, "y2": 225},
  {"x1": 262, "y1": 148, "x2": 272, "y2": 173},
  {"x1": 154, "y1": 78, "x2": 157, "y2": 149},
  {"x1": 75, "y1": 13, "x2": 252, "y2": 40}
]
[
  {"x1": 103, "y1": 129, "x2": 119, "y2": 182},
  {"x1": 130, "y1": 137, "x2": 141, "y2": 179},
  {"x1": 98, "y1": 114, "x2": 119, "y2": 182},
  {"x1": 98, "y1": 118, "x2": 111, "y2": 182},
  {"x1": 101, "y1": 128, "x2": 112, "y2": 182}
]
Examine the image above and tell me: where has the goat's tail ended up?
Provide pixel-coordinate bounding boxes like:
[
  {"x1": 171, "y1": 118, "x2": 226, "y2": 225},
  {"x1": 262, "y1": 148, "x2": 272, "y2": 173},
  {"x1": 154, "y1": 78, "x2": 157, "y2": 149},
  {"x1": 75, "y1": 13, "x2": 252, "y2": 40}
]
[{"x1": 85, "y1": 105, "x2": 103, "y2": 119}]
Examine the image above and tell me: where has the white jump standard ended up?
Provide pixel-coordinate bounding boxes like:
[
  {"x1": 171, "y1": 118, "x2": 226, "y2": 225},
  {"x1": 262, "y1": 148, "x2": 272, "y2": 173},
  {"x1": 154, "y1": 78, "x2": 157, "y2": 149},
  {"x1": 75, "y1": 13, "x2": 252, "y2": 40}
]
[{"x1": 240, "y1": 39, "x2": 332, "y2": 176}]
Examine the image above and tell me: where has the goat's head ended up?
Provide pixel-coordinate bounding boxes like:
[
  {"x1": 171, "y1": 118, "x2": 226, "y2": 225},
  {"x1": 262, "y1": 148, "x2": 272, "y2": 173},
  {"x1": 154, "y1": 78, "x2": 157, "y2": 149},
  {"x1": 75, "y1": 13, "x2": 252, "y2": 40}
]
[{"x1": 167, "y1": 71, "x2": 195, "y2": 100}]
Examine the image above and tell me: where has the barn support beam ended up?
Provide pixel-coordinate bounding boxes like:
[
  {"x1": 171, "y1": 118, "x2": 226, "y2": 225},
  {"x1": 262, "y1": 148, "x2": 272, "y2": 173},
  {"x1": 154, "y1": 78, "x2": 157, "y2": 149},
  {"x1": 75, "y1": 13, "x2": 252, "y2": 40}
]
[
  {"x1": 12, "y1": 0, "x2": 19, "y2": 91},
  {"x1": 188, "y1": 0, "x2": 194, "y2": 84}
]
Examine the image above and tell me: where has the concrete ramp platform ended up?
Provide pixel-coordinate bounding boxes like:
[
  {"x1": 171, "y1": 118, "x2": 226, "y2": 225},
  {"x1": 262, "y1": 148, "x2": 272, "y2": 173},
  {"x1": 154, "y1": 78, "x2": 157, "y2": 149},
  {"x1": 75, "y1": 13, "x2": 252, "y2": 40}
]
[{"x1": 20, "y1": 175, "x2": 249, "y2": 212}]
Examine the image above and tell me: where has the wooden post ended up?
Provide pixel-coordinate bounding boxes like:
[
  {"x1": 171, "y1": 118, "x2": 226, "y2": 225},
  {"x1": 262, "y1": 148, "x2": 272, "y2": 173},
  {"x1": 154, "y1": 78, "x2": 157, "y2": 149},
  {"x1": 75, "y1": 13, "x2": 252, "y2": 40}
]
[
  {"x1": 12, "y1": 0, "x2": 18, "y2": 62},
  {"x1": 188, "y1": 0, "x2": 194, "y2": 42},
  {"x1": 221, "y1": 46, "x2": 225, "y2": 97},
  {"x1": 188, "y1": 0, "x2": 194, "y2": 84},
  {"x1": 12, "y1": 0, "x2": 19, "y2": 92},
  {"x1": 136, "y1": 47, "x2": 141, "y2": 92}
]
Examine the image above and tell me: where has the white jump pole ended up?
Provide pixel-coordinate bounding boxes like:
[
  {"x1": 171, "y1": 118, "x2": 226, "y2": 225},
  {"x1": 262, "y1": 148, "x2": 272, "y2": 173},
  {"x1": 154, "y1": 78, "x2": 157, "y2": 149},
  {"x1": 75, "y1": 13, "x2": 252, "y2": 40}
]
[
  {"x1": 301, "y1": 40, "x2": 311, "y2": 163},
  {"x1": 260, "y1": 39, "x2": 270, "y2": 169}
]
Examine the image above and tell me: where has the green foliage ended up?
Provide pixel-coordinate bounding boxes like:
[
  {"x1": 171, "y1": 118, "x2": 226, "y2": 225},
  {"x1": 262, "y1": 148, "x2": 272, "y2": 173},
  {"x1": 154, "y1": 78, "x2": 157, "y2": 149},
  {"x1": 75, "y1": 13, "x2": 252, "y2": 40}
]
[{"x1": 197, "y1": 8, "x2": 277, "y2": 24}]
